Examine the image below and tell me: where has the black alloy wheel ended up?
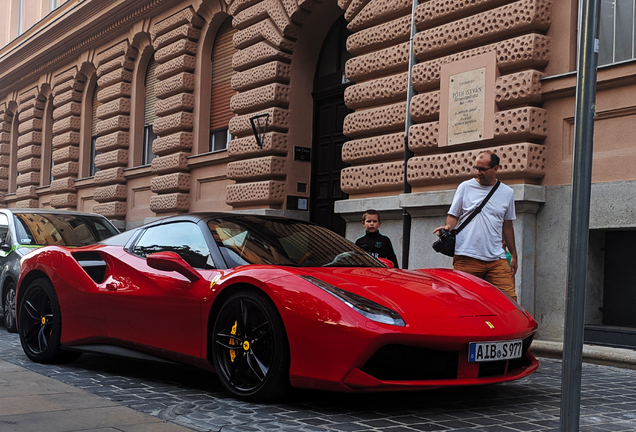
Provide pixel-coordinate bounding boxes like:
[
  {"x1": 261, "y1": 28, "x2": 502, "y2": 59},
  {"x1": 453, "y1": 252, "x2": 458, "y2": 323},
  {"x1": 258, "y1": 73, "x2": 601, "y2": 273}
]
[
  {"x1": 17, "y1": 278, "x2": 80, "y2": 364},
  {"x1": 3, "y1": 282, "x2": 17, "y2": 333},
  {"x1": 212, "y1": 289, "x2": 290, "y2": 401}
]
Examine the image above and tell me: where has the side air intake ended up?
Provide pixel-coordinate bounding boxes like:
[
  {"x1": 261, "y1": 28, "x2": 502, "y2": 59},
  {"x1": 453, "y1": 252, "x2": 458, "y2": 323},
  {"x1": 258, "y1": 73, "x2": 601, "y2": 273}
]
[{"x1": 71, "y1": 252, "x2": 107, "y2": 284}]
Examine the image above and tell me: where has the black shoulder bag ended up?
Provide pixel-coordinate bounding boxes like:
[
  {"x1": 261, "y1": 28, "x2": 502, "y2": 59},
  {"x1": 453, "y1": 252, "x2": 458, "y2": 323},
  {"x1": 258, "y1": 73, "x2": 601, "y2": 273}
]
[{"x1": 432, "y1": 181, "x2": 501, "y2": 257}]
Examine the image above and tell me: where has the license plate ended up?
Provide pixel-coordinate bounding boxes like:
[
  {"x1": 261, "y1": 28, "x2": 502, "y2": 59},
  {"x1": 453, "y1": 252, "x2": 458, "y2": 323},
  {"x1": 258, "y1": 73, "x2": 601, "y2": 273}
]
[{"x1": 468, "y1": 339, "x2": 523, "y2": 362}]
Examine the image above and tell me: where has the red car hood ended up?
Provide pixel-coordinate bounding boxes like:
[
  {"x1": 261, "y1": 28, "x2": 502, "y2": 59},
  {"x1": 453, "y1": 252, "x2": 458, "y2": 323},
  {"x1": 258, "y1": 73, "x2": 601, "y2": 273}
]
[{"x1": 293, "y1": 267, "x2": 519, "y2": 320}]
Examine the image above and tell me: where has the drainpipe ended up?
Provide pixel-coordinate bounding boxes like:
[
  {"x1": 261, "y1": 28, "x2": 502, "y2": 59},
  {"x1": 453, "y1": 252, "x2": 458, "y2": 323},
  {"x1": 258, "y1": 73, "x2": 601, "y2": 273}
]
[{"x1": 401, "y1": 0, "x2": 417, "y2": 269}]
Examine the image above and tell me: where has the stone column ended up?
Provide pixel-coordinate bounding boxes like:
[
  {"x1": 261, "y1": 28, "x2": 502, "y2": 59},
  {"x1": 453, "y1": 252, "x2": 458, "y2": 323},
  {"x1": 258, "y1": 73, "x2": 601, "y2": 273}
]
[
  {"x1": 91, "y1": 41, "x2": 138, "y2": 222},
  {"x1": 148, "y1": 7, "x2": 204, "y2": 215},
  {"x1": 0, "y1": 103, "x2": 11, "y2": 206},
  {"x1": 14, "y1": 87, "x2": 47, "y2": 208}
]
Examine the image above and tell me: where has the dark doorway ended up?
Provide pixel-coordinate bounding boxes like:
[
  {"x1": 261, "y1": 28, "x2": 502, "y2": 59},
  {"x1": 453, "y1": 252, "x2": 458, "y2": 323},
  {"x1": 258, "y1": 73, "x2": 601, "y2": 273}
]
[
  {"x1": 602, "y1": 230, "x2": 636, "y2": 328},
  {"x1": 585, "y1": 230, "x2": 636, "y2": 349},
  {"x1": 310, "y1": 16, "x2": 353, "y2": 236}
]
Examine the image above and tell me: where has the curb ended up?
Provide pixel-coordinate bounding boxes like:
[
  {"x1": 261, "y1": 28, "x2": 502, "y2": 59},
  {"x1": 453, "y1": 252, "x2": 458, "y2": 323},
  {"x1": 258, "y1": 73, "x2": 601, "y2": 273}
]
[{"x1": 531, "y1": 340, "x2": 636, "y2": 369}]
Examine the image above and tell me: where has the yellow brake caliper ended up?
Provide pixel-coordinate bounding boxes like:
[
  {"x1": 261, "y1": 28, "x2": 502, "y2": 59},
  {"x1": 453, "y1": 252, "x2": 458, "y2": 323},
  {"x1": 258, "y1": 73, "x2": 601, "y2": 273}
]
[{"x1": 229, "y1": 321, "x2": 237, "y2": 362}]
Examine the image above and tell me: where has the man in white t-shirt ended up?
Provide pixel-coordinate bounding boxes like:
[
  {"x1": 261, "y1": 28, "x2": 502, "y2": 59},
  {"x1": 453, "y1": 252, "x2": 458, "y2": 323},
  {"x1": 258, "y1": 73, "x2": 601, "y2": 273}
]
[{"x1": 433, "y1": 151, "x2": 518, "y2": 301}]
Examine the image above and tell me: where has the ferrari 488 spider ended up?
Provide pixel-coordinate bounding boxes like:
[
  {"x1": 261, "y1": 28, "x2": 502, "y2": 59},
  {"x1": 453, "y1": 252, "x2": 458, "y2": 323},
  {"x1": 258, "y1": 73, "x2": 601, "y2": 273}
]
[{"x1": 16, "y1": 213, "x2": 538, "y2": 401}]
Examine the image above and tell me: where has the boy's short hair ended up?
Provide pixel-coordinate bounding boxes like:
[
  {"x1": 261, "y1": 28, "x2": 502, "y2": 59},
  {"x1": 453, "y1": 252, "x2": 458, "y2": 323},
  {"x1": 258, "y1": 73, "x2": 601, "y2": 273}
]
[{"x1": 362, "y1": 209, "x2": 381, "y2": 222}]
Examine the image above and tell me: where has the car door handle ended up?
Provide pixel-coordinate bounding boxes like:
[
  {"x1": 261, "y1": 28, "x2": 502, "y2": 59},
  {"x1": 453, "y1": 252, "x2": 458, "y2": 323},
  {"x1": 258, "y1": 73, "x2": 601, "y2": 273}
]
[{"x1": 106, "y1": 282, "x2": 117, "y2": 290}]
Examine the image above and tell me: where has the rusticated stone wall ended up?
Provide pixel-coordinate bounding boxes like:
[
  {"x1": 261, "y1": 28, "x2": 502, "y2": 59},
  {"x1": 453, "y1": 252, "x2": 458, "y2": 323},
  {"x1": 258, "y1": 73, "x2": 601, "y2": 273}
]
[
  {"x1": 149, "y1": 7, "x2": 204, "y2": 214},
  {"x1": 224, "y1": 0, "x2": 314, "y2": 208},
  {"x1": 340, "y1": 0, "x2": 552, "y2": 196},
  {"x1": 223, "y1": 0, "x2": 552, "y2": 205},
  {"x1": 0, "y1": 103, "x2": 11, "y2": 206},
  {"x1": 15, "y1": 87, "x2": 47, "y2": 208}
]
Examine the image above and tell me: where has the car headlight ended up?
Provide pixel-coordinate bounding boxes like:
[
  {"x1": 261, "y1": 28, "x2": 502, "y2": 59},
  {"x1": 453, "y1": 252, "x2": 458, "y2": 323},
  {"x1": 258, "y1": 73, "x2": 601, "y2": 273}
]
[{"x1": 300, "y1": 275, "x2": 405, "y2": 327}]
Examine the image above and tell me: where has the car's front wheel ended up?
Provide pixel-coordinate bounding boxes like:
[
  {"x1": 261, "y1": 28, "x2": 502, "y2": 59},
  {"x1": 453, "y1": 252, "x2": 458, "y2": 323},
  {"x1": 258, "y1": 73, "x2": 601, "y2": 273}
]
[
  {"x1": 212, "y1": 289, "x2": 290, "y2": 401},
  {"x1": 17, "y1": 277, "x2": 81, "y2": 364},
  {"x1": 3, "y1": 281, "x2": 17, "y2": 333}
]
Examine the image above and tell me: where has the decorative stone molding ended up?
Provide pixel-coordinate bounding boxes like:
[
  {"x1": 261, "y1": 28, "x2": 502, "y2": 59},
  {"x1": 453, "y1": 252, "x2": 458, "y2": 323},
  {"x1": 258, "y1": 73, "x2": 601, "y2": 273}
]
[
  {"x1": 94, "y1": 184, "x2": 127, "y2": 202},
  {"x1": 411, "y1": 34, "x2": 550, "y2": 93},
  {"x1": 342, "y1": 132, "x2": 405, "y2": 165},
  {"x1": 347, "y1": 0, "x2": 411, "y2": 33},
  {"x1": 413, "y1": 0, "x2": 552, "y2": 60},
  {"x1": 233, "y1": 20, "x2": 295, "y2": 53},
  {"x1": 229, "y1": 83, "x2": 290, "y2": 114},
  {"x1": 229, "y1": 107, "x2": 289, "y2": 137},
  {"x1": 343, "y1": 102, "x2": 406, "y2": 138},
  {"x1": 152, "y1": 132, "x2": 193, "y2": 156},
  {"x1": 92, "y1": 201, "x2": 127, "y2": 218},
  {"x1": 232, "y1": 42, "x2": 292, "y2": 72},
  {"x1": 345, "y1": 42, "x2": 410, "y2": 82},
  {"x1": 344, "y1": 73, "x2": 408, "y2": 110},
  {"x1": 231, "y1": 61, "x2": 291, "y2": 93},
  {"x1": 341, "y1": 161, "x2": 405, "y2": 194},
  {"x1": 347, "y1": 15, "x2": 410, "y2": 56},
  {"x1": 149, "y1": 192, "x2": 190, "y2": 213},
  {"x1": 150, "y1": 172, "x2": 191, "y2": 193},
  {"x1": 226, "y1": 180, "x2": 286, "y2": 206},
  {"x1": 415, "y1": 0, "x2": 512, "y2": 28},
  {"x1": 407, "y1": 143, "x2": 546, "y2": 186},
  {"x1": 227, "y1": 132, "x2": 288, "y2": 158},
  {"x1": 227, "y1": 156, "x2": 287, "y2": 180},
  {"x1": 232, "y1": 0, "x2": 299, "y2": 39}
]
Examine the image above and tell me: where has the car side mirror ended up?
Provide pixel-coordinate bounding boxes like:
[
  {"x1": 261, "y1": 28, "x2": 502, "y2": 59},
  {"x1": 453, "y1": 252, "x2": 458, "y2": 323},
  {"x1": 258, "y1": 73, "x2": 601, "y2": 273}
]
[
  {"x1": 147, "y1": 252, "x2": 202, "y2": 282},
  {"x1": 378, "y1": 257, "x2": 394, "y2": 268}
]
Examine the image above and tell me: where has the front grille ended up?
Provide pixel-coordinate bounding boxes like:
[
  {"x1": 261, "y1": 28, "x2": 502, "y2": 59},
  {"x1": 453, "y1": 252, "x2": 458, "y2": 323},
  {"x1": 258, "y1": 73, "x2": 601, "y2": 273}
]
[{"x1": 361, "y1": 344, "x2": 458, "y2": 380}]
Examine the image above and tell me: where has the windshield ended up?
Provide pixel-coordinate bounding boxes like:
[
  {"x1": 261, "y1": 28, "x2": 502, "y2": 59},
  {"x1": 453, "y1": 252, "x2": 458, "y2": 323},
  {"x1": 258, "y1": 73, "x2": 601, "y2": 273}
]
[
  {"x1": 207, "y1": 216, "x2": 384, "y2": 268},
  {"x1": 13, "y1": 213, "x2": 119, "y2": 246}
]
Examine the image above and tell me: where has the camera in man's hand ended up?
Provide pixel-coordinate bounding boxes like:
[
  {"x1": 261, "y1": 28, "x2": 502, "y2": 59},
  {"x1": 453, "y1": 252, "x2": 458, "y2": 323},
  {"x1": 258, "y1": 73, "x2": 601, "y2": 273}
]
[{"x1": 432, "y1": 228, "x2": 456, "y2": 257}]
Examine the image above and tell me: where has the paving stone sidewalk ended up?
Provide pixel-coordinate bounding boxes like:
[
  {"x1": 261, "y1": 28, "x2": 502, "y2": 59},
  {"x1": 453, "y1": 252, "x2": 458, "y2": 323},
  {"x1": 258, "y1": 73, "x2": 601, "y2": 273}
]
[{"x1": 2, "y1": 329, "x2": 636, "y2": 432}]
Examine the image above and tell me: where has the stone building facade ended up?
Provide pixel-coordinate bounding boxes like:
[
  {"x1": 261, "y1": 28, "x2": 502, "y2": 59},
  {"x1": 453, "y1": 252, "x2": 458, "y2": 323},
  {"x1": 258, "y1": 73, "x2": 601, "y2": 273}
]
[{"x1": 1, "y1": 0, "x2": 636, "y2": 347}]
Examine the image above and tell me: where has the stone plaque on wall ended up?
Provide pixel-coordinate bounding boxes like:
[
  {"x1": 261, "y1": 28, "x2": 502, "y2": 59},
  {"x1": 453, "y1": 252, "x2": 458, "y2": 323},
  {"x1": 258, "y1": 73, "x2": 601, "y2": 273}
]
[
  {"x1": 447, "y1": 68, "x2": 486, "y2": 145},
  {"x1": 439, "y1": 52, "x2": 497, "y2": 147}
]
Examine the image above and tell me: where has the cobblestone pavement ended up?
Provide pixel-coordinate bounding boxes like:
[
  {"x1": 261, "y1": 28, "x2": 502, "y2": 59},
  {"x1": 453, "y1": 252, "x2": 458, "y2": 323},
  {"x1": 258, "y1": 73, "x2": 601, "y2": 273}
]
[{"x1": 2, "y1": 329, "x2": 636, "y2": 432}]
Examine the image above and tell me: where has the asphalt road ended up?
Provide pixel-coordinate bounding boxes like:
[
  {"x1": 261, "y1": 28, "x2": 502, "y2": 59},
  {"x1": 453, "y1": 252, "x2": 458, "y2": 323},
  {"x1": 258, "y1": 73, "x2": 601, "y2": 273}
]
[{"x1": 2, "y1": 328, "x2": 636, "y2": 432}]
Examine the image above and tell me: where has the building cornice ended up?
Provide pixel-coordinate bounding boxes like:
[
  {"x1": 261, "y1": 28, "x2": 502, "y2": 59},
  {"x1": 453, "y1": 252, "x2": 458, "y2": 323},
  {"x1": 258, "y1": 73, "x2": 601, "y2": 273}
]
[{"x1": 0, "y1": 0, "x2": 176, "y2": 99}]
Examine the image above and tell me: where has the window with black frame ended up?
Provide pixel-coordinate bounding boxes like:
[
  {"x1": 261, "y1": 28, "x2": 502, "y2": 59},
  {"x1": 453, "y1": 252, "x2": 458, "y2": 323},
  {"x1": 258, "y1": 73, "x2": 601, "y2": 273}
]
[
  {"x1": 209, "y1": 17, "x2": 237, "y2": 153},
  {"x1": 131, "y1": 222, "x2": 214, "y2": 269},
  {"x1": 598, "y1": 0, "x2": 636, "y2": 66},
  {"x1": 143, "y1": 57, "x2": 158, "y2": 165}
]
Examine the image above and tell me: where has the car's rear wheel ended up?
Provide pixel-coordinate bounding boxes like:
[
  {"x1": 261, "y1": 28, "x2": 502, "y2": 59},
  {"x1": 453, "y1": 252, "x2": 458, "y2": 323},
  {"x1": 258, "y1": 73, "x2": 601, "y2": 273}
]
[
  {"x1": 212, "y1": 289, "x2": 290, "y2": 401},
  {"x1": 3, "y1": 281, "x2": 17, "y2": 333},
  {"x1": 18, "y1": 278, "x2": 81, "y2": 364}
]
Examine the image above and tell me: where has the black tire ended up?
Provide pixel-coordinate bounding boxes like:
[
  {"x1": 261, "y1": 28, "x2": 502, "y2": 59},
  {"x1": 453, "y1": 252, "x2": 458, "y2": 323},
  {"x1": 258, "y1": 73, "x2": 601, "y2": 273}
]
[
  {"x1": 212, "y1": 289, "x2": 290, "y2": 401},
  {"x1": 3, "y1": 281, "x2": 17, "y2": 333},
  {"x1": 17, "y1": 278, "x2": 81, "y2": 364}
]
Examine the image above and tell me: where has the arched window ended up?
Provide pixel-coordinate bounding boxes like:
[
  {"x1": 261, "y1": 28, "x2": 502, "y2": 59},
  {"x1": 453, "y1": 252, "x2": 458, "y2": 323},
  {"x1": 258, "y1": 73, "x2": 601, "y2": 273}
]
[
  {"x1": 209, "y1": 18, "x2": 237, "y2": 152},
  {"x1": 41, "y1": 96, "x2": 54, "y2": 186},
  {"x1": 89, "y1": 85, "x2": 102, "y2": 176},
  {"x1": 9, "y1": 110, "x2": 18, "y2": 193},
  {"x1": 143, "y1": 56, "x2": 158, "y2": 165}
]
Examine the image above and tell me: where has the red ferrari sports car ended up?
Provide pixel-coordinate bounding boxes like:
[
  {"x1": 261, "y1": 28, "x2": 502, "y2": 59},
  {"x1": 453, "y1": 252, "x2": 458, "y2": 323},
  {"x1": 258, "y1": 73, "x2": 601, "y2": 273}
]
[{"x1": 16, "y1": 213, "x2": 538, "y2": 401}]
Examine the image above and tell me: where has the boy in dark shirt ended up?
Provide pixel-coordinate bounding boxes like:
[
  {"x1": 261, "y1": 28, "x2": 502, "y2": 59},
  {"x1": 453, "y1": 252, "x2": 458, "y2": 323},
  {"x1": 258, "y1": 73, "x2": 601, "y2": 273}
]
[{"x1": 355, "y1": 210, "x2": 399, "y2": 268}]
